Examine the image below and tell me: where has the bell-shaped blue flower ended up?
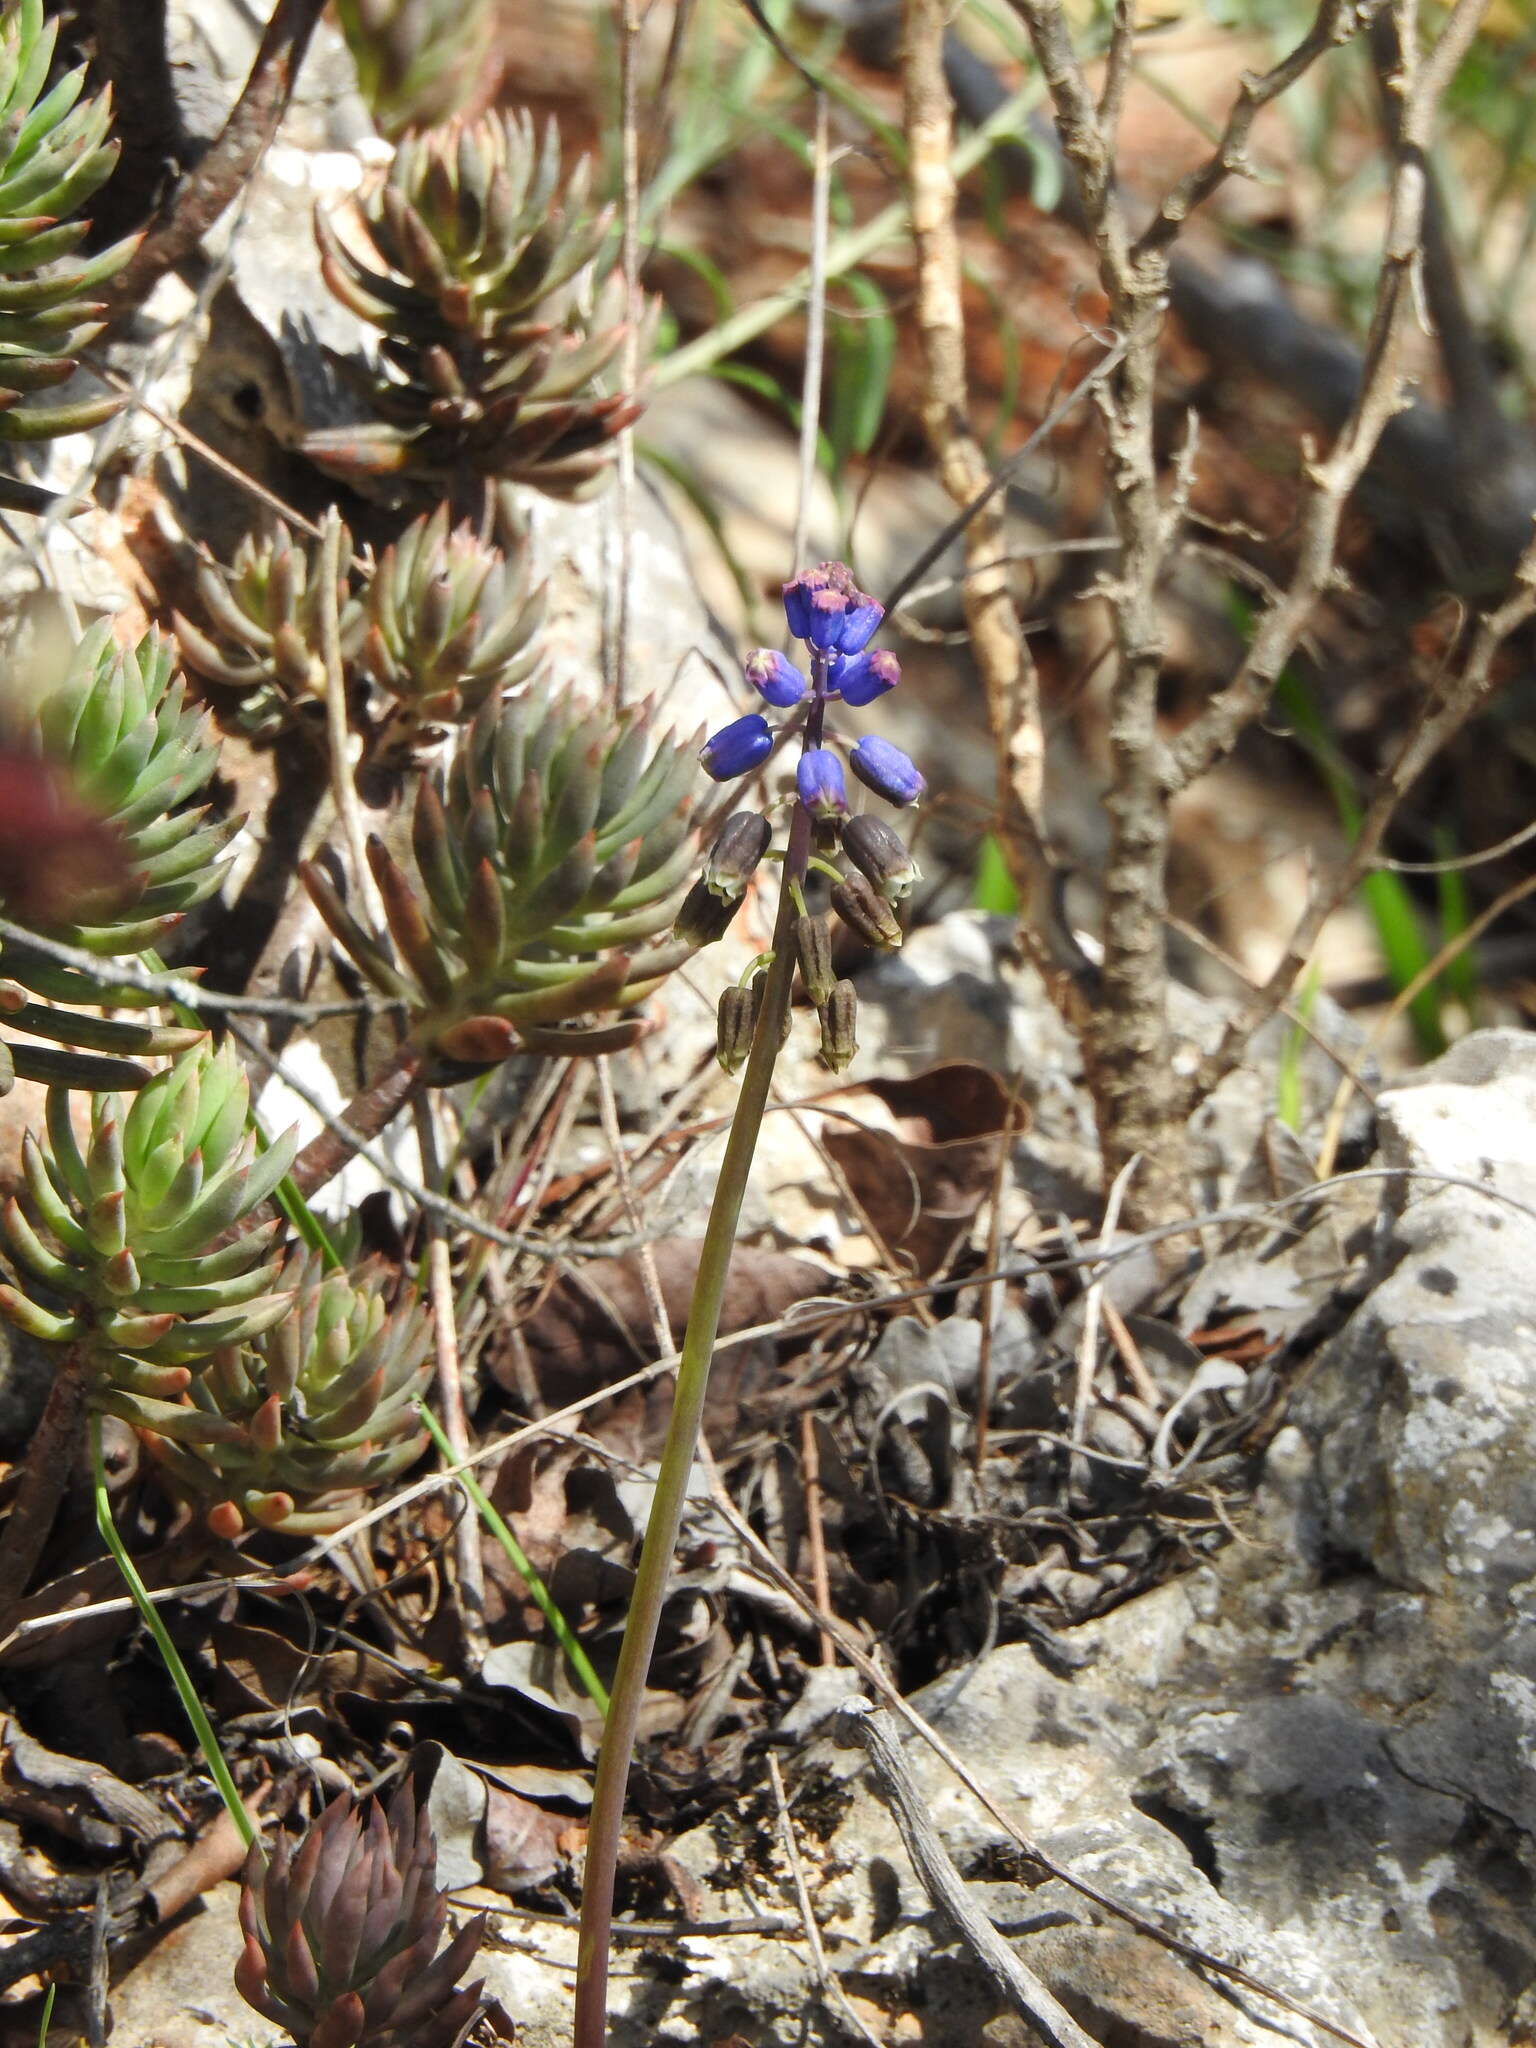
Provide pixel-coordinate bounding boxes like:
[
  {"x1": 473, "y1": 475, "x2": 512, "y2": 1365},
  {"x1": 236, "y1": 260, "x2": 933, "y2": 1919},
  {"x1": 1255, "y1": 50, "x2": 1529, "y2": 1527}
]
[
  {"x1": 701, "y1": 713, "x2": 774, "y2": 782},
  {"x1": 849, "y1": 734, "x2": 925, "y2": 806},
  {"x1": 834, "y1": 648, "x2": 900, "y2": 707},
  {"x1": 831, "y1": 598, "x2": 883, "y2": 656},
  {"x1": 797, "y1": 747, "x2": 848, "y2": 819},
  {"x1": 782, "y1": 568, "x2": 833, "y2": 640},
  {"x1": 745, "y1": 649, "x2": 807, "y2": 708}
]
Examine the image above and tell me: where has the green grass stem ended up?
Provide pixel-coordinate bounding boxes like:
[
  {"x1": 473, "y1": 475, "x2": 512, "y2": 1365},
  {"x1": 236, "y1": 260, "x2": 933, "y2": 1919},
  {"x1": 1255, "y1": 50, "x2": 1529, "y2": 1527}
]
[
  {"x1": 90, "y1": 1415, "x2": 257, "y2": 1856},
  {"x1": 415, "y1": 1402, "x2": 609, "y2": 1715}
]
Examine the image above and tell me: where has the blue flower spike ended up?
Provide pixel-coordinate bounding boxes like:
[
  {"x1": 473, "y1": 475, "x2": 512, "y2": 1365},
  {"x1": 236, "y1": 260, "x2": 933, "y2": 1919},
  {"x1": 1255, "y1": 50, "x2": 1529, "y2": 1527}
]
[
  {"x1": 797, "y1": 747, "x2": 848, "y2": 820},
  {"x1": 850, "y1": 734, "x2": 925, "y2": 807},
  {"x1": 700, "y1": 712, "x2": 774, "y2": 782},
  {"x1": 745, "y1": 649, "x2": 807, "y2": 709},
  {"x1": 680, "y1": 561, "x2": 923, "y2": 1052}
]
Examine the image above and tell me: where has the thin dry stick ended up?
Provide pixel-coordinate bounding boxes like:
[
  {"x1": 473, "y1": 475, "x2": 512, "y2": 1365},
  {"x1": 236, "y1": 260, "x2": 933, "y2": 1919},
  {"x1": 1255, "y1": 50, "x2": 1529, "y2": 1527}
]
[
  {"x1": 596, "y1": 1055, "x2": 673, "y2": 1355},
  {"x1": 834, "y1": 1698, "x2": 1103, "y2": 2048},
  {"x1": 1068, "y1": 1150, "x2": 1139, "y2": 1498},
  {"x1": 1100, "y1": 1292, "x2": 1161, "y2": 1413},
  {"x1": 798, "y1": 1411, "x2": 834, "y2": 1666},
  {"x1": 611, "y1": 0, "x2": 646, "y2": 707},
  {"x1": 974, "y1": 1081, "x2": 1025, "y2": 1473},
  {"x1": 318, "y1": 509, "x2": 381, "y2": 937},
  {"x1": 414, "y1": 1098, "x2": 489, "y2": 1659},
  {"x1": 900, "y1": 0, "x2": 1044, "y2": 912},
  {"x1": 766, "y1": 1751, "x2": 884, "y2": 2047},
  {"x1": 792, "y1": 89, "x2": 832, "y2": 576}
]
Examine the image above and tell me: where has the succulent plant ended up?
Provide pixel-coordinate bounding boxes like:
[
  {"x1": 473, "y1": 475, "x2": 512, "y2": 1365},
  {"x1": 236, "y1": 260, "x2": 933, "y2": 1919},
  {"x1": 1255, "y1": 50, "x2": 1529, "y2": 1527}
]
[
  {"x1": 0, "y1": 1039, "x2": 296, "y2": 1431},
  {"x1": 0, "y1": 625, "x2": 239, "y2": 1092},
  {"x1": 236, "y1": 1781, "x2": 488, "y2": 2048},
  {"x1": 303, "y1": 684, "x2": 701, "y2": 1061},
  {"x1": 174, "y1": 518, "x2": 365, "y2": 742},
  {"x1": 308, "y1": 111, "x2": 644, "y2": 502},
  {"x1": 143, "y1": 1248, "x2": 432, "y2": 1535},
  {"x1": 23, "y1": 624, "x2": 240, "y2": 954},
  {"x1": 0, "y1": 0, "x2": 135, "y2": 443},
  {"x1": 360, "y1": 500, "x2": 547, "y2": 750},
  {"x1": 335, "y1": 0, "x2": 496, "y2": 142}
]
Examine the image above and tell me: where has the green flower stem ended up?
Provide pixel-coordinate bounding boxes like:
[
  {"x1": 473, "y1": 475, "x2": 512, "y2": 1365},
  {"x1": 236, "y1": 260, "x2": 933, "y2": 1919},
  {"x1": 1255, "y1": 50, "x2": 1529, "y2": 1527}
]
[
  {"x1": 415, "y1": 1401, "x2": 610, "y2": 1714},
  {"x1": 572, "y1": 803, "x2": 810, "y2": 2048},
  {"x1": 89, "y1": 1415, "x2": 258, "y2": 1856}
]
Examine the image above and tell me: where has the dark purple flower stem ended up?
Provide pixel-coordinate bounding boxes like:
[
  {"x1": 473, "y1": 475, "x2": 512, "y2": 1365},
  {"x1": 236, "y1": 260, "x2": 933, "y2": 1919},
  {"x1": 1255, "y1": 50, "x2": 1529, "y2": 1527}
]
[{"x1": 573, "y1": 731, "x2": 817, "y2": 2048}]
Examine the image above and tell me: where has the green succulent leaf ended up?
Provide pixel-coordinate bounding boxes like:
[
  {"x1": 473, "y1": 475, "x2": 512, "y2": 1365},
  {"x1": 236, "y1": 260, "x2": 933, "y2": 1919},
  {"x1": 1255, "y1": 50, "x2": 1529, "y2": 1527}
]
[{"x1": 0, "y1": 0, "x2": 134, "y2": 442}]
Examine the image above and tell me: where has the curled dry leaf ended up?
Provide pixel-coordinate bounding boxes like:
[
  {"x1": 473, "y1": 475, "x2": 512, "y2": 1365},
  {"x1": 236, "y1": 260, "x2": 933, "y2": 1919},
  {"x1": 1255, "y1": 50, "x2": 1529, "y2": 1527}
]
[{"x1": 822, "y1": 1060, "x2": 1023, "y2": 1278}]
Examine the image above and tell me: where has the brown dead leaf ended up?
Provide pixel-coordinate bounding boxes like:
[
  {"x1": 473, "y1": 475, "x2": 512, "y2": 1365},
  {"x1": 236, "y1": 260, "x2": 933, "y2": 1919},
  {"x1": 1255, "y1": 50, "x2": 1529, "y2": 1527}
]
[
  {"x1": 501, "y1": 1243, "x2": 827, "y2": 1456},
  {"x1": 823, "y1": 1060, "x2": 1021, "y2": 1277}
]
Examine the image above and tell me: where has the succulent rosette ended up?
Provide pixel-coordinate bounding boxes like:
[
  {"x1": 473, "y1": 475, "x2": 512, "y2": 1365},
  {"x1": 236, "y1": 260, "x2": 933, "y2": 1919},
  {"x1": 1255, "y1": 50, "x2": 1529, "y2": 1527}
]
[
  {"x1": 304, "y1": 683, "x2": 702, "y2": 1063},
  {"x1": 0, "y1": 1040, "x2": 296, "y2": 1428},
  {"x1": 0, "y1": 0, "x2": 137, "y2": 444},
  {"x1": 144, "y1": 1248, "x2": 432, "y2": 1534},
  {"x1": 236, "y1": 1782, "x2": 487, "y2": 2048},
  {"x1": 335, "y1": 0, "x2": 496, "y2": 142},
  {"x1": 0, "y1": 625, "x2": 239, "y2": 1094},
  {"x1": 175, "y1": 519, "x2": 365, "y2": 741},
  {"x1": 679, "y1": 562, "x2": 923, "y2": 1073},
  {"x1": 360, "y1": 502, "x2": 547, "y2": 745},
  {"x1": 309, "y1": 111, "x2": 645, "y2": 502}
]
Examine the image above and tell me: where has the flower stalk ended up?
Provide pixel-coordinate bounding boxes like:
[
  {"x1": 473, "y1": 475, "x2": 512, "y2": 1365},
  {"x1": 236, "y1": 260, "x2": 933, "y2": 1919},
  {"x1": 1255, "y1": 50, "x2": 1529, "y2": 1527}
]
[
  {"x1": 572, "y1": 802, "x2": 805, "y2": 2047},
  {"x1": 574, "y1": 563, "x2": 919, "y2": 2045}
]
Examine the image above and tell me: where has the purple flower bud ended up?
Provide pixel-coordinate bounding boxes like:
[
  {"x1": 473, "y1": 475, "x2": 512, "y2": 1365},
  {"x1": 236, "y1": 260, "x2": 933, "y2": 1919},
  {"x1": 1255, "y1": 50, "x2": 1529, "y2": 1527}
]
[
  {"x1": 834, "y1": 648, "x2": 900, "y2": 707},
  {"x1": 805, "y1": 588, "x2": 850, "y2": 653},
  {"x1": 796, "y1": 747, "x2": 848, "y2": 819},
  {"x1": 700, "y1": 713, "x2": 773, "y2": 782},
  {"x1": 744, "y1": 649, "x2": 807, "y2": 708},
  {"x1": 849, "y1": 735, "x2": 925, "y2": 807}
]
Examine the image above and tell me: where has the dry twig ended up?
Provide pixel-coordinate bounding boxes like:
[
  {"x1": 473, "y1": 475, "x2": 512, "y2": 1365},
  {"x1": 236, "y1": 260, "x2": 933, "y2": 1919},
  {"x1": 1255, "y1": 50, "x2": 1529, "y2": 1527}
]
[
  {"x1": 900, "y1": 0, "x2": 1045, "y2": 905},
  {"x1": 834, "y1": 1697, "x2": 1103, "y2": 2048}
]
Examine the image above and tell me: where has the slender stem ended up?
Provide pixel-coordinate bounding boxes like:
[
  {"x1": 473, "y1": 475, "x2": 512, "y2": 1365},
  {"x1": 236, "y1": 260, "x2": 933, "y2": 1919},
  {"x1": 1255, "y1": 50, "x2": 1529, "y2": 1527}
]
[
  {"x1": 572, "y1": 805, "x2": 810, "y2": 2048},
  {"x1": 417, "y1": 1403, "x2": 609, "y2": 1714},
  {"x1": 792, "y1": 89, "x2": 831, "y2": 575},
  {"x1": 319, "y1": 509, "x2": 379, "y2": 936},
  {"x1": 414, "y1": 1097, "x2": 488, "y2": 1659},
  {"x1": 90, "y1": 1416, "x2": 258, "y2": 1856},
  {"x1": 653, "y1": 75, "x2": 1043, "y2": 391}
]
